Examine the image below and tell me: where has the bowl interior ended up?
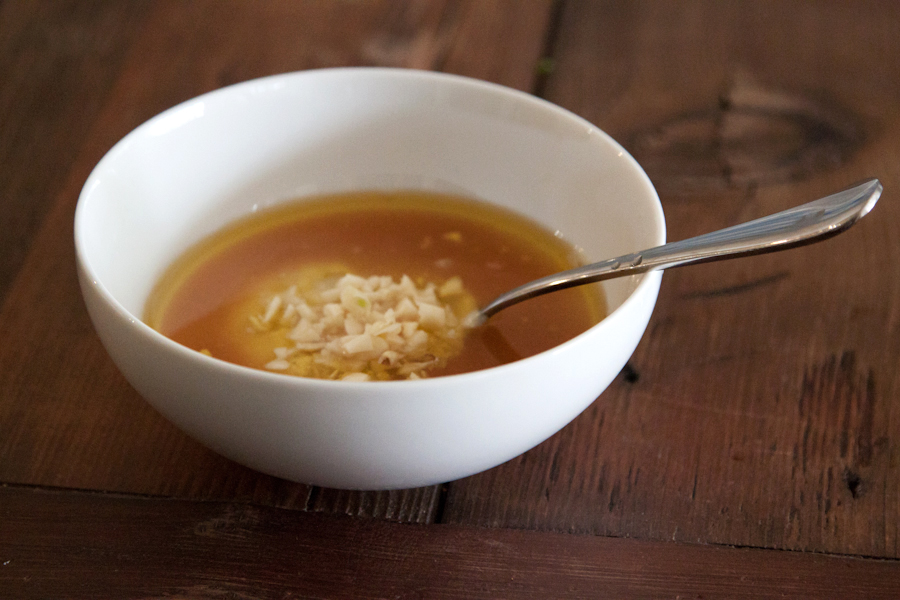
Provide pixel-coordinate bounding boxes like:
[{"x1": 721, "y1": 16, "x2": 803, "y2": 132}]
[{"x1": 76, "y1": 68, "x2": 664, "y2": 335}]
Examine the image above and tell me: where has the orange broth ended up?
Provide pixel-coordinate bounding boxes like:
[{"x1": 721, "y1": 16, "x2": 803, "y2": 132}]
[{"x1": 144, "y1": 191, "x2": 606, "y2": 378}]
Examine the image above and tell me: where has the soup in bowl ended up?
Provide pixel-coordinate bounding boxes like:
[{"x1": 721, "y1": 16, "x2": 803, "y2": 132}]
[{"x1": 74, "y1": 68, "x2": 665, "y2": 490}]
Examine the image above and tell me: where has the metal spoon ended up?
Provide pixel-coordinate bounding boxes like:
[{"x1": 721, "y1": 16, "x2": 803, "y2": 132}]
[{"x1": 473, "y1": 178, "x2": 882, "y2": 324}]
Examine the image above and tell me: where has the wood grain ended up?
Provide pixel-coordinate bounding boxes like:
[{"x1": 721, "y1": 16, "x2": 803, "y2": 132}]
[
  {"x1": 0, "y1": 0, "x2": 553, "y2": 521},
  {"x1": 2, "y1": 1, "x2": 900, "y2": 586},
  {"x1": 0, "y1": 1, "x2": 152, "y2": 304},
  {"x1": 442, "y1": 0, "x2": 900, "y2": 558},
  {"x1": 2, "y1": 485, "x2": 899, "y2": 600}
]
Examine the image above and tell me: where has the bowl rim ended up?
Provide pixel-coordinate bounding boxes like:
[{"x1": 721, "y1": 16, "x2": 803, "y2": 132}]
[{"x1": 74, "y1": 66, "x2": 666, "y2": 391}]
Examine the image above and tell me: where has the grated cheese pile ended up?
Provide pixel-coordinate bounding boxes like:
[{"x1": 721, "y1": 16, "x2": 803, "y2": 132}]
[{"x1": 250, "y1": 272, "x2": 475, "y2": 381}]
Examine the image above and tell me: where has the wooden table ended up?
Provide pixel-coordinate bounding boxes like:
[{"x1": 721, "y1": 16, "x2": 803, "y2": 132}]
[{"x1": 2, "y1": 1, "x2": 899, "y2": 597}]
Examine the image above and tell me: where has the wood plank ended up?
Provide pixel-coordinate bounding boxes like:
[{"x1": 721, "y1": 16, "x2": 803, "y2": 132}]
[
  {"x1": 2, "y1": 485, "x2": 899, "y2": 599},
  {"x1": 309, "y1": 484, "x2": 445, "y2": 525},
  {"x1": 439, "y1": 0, "x2": 555, "y2": 90},
  {"x1": 0, "y1": 0, "x2": 552, "y2": 521},
  {"x1": 0, "y1": 0, "x2": 152, "y2": 304},
  {"x1": 442, "y1": 0, "x2": 900, "y2": 557}
]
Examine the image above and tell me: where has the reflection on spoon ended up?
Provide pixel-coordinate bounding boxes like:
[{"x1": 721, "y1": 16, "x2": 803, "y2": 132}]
[{"x1": 471, "y1": 179, "x2": 882, "y2": 325}]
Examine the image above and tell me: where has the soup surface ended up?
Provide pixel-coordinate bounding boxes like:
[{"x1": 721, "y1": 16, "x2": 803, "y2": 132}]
[{"x1": 145, "y1": 191, "x2": 606, "y2": 379}]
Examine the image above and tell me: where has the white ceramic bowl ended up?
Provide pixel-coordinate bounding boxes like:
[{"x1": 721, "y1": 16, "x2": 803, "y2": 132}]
[{"x1": 75, "y1": 68, "x2": 665, "y2": 490}]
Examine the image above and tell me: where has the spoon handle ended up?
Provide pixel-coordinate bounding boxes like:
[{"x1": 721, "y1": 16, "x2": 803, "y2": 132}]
[{"x1": 478, "y1": 178, "x2": 882, "y2": 320}]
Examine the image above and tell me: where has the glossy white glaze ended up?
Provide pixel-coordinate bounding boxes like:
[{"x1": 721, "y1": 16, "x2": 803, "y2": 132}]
[{"x1": 75, "y1": 68, "x2": 665, "y2": 490}]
